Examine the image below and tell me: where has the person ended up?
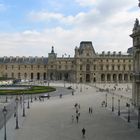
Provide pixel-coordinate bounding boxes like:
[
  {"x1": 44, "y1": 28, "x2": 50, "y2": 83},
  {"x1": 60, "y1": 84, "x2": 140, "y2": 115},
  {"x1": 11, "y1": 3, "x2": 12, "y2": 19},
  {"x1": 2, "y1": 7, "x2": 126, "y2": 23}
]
[
  {"x1": 72, "y1": 91, "x2": 74, "y2": 95},
  {"x1": 82, "y1": 128, "x2": 86, "y2": 138},
  {"x1": 76, "y1": 115, "x2": 79, "y2": 123},
  {"x1": 89, "y1": 107, "x2": 91, "y2": 114},
  {"x1": 90, "y1": 107, "x2": 93, "y2": 114}
]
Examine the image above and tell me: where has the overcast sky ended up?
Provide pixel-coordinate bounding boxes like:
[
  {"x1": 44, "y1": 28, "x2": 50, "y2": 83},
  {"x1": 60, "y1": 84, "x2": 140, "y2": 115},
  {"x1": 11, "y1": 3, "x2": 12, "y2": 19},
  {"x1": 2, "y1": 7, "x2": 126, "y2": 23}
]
[{"x1": 0, "y1": 0, "x2": 139, "y2": 57}]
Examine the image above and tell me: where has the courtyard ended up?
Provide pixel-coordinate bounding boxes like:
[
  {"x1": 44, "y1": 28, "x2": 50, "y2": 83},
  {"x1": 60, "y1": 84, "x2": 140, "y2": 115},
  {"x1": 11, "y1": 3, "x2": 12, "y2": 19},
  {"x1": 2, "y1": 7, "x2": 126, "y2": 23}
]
[{"x1": 0, "y1": 82, "x2": 140, "y2": 140}]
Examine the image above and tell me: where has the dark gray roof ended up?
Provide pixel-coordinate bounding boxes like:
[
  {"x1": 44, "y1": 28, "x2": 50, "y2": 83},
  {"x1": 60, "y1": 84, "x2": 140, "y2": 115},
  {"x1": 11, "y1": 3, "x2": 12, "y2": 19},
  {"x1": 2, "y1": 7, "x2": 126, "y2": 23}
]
[{"x1": 0, "y1": 57, "x2": 48, "y2": 64}]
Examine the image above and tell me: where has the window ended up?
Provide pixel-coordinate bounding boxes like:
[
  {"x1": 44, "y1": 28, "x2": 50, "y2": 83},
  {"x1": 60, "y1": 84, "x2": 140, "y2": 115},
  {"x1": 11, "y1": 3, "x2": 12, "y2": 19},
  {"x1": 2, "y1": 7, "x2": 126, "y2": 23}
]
[
  {"x1": 12, "y1": 65, "x2": 14, "y2": 69},
  {"x1": 100, "y1": 65, "x2": 103, "y2": 70},
  {"x1": 18, "y1": 73, "x2": 20, "y2": 79},
  {"x1": 11, "y1": 73, "x2": 14, "y2": 78},
  {"x1": 112, "y1": 65, "x2": 114, "y2": 71},
  {"x1": 18, "y1": 66, "x2": 20, "y2": 70},
  {"x1": 59, "y1": 65, "x2": 61, "y2": 69},
  {"x1": 123, "y1": 65, "x2": 125, "y2": 70},
  {"x1": 106, "y1": 65, "x2": 109, "y2": 70},
  {"x1": 5, "y1": 65, "x2": 7, "y2": 70},
  {"x1": 129, "y1": 65, "x2": 131, "y2": 71},
  {"x1": 51, "y1": 65, "x2": 53, "y2": 68},
  {"x1": 86, "y1": 64, "x2": 90, "y2": 71},
  {"x1": 118, "y1": 65, "x2": 120, "y2": 70},
  {"x1": 80, "y1": 65, "x2": 82, "y2": 70},
  {"x1": 94, "y1": 65, "x2": 96, "y2": 70},
  {"x1": 25, "y1": 65, "x2": 27, "y2": 68}
]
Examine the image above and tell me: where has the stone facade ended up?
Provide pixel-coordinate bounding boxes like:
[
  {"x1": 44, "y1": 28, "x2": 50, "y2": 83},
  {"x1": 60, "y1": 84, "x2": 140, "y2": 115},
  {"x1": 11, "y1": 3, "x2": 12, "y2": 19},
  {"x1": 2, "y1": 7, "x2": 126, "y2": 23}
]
[
  {"x1": 0, "y1": 41, "x2": 133, "y2": 83},
  {"x1": 130, "y1": 19, "x2": 140, "y2": 107}
]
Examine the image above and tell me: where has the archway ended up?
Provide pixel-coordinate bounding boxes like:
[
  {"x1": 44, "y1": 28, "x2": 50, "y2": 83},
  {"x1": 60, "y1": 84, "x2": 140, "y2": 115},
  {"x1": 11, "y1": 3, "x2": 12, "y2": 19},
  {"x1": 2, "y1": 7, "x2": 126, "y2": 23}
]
[
  {"x1": 86, "y1": 74, "x2": 90, "y2": 82},
  {"x1": 124, "y1": 74, "x2": 128, "y2": 81},
  {"x1": 113, "y1": 74, "x2": 117, "y2": 82},
  {"x1": 101, "y1": 74, "x2": 105, "y2": 82},
  {"x1": 118, "y1": 74, "x2": 122, "y2": 82}
]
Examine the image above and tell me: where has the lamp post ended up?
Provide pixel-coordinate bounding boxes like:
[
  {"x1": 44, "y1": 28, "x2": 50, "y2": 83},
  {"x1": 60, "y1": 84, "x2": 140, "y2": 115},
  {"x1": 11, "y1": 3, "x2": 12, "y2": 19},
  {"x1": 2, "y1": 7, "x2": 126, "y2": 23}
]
[
  {"x1": 22, "y1": 94, "x2": 25, "y2": 117},
  {"x1": 112, "y1": 94, "x2": 114, "y2": 112},
  {"x1": 105, "y1": 93, "x2": 107, "y2": 107},
  {"x1": 15, "y1": 97, "x2": 19, "y2": 129},
  {"x1": 80, "y1": 83, "x2": 82, "y2": 92},
  {"x1": 64, "y1": 79, "x2": 65, "y2": 87},
  {"x1": 27, "y1": 95, "x2": 30, "y2": 109},
  {"x1": 118, "y1": 99, "x2": 120, "y2": 116},
  {"x1": 30, "y1": 94, "x2": 33, "y2": 103},
  {"x1": 138, "y1": 107, "x2": 140, "y2": 129},
  {"x1": 126, "y1": 103, "x2": 130, "y2": 122},
  {"x1": 2, "y1": 106, "x2": 7, "y2": 140}
]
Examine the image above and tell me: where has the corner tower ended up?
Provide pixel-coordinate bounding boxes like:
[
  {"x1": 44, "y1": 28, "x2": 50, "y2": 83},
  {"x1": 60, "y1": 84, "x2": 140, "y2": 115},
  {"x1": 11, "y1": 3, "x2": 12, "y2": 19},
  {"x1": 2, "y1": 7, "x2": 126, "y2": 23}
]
[{"x1": 130, "y1": 18, "x2": 140, "y2": 108}]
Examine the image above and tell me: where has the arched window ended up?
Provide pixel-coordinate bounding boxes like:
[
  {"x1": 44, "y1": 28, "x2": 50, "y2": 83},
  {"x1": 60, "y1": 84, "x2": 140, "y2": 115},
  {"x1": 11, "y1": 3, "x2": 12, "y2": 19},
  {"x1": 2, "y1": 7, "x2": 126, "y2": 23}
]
[
  {"x1": 37, "y1": 72, "x2": 40, "y2": 80},
  {"x1": 101, "y1": 74, "x2": 105, "y2": 81}
]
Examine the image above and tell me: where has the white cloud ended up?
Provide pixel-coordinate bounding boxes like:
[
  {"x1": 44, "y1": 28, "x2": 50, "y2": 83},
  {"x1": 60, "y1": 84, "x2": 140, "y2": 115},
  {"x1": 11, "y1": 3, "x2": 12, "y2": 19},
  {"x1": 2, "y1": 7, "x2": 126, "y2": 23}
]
[
  {"x1": 75, "y1": 0, "x2": 97, "y2": 6},
  {"x1": 0, "y1": 0, "x2": 139, "y2": 57}
]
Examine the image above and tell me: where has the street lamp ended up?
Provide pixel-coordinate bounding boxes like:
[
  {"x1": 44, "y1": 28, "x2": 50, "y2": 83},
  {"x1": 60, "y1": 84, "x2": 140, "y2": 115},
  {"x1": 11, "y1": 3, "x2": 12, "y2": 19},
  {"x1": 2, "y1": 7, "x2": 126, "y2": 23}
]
[
  {"x1": 112, "y1": 94, "x2": 114, "y2": 112},
  {"x1": 80, "y1": 83, "x2": 82, "y2": 92},
  {"x1": 22, "y1": 94, "x2": 25, "y2": 117},
  {"x1": 27, "y1": 95, "x2": 30, "y2": 109},
  {"x1": 105, "y1": 93, "x2": 107, "y2": 107},
  {"x1": 126, "y1": 103, "x2": 130, "y2": 122},
  {"x1": 118, "y1": 99, "x2": 120, "y2": 116},
  {"x1": 64, "y1": 79, "x2": 65, "y2": 87},
  {"x1": 15, "y1": 97, "x2": 19, "y2": 129},
  {"x1": 138, "y1": 107, "x2": 140, "y2": 129},
  {"x1": 2, "y1": 106, "x2": 7, "y2": 140},
  {"x1": 30, "y1": 94, "x2": 33, "y2": 103}
]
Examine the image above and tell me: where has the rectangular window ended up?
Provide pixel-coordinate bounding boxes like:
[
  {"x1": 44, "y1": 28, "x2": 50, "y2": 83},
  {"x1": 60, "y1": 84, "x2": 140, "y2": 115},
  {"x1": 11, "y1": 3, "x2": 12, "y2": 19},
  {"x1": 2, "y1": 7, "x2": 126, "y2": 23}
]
[
  {"x1": 118, "y1": 65, "x2": 120, "y2": 70},
  {"x1": 80, "y1": 65, "x2": 82, "y2": 70},
  {"x1": 112, "y1": 65, "x2": 114, "y2": 71}
]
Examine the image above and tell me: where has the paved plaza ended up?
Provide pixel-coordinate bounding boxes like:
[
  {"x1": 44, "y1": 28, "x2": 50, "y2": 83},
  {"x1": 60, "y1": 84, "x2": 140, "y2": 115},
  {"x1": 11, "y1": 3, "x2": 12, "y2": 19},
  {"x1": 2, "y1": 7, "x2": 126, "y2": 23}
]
[{"x1": 0, "y1": 83, "x2": 140, "y2": 140}]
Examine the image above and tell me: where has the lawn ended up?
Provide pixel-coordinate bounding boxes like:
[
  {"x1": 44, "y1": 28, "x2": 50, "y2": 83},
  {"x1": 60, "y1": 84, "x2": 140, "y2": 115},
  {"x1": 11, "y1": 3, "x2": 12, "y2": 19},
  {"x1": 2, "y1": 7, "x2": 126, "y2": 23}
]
[{"x1": 0, "y1": 86, "x2": 56, "y2": 95}]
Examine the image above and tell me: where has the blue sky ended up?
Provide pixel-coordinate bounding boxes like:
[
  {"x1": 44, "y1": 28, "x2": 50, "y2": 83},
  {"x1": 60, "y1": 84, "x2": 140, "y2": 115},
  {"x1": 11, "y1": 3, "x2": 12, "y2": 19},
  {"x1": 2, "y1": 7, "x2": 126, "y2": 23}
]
[{"x1": 0, "y1": 0, "x2": 139, "y2": 57}]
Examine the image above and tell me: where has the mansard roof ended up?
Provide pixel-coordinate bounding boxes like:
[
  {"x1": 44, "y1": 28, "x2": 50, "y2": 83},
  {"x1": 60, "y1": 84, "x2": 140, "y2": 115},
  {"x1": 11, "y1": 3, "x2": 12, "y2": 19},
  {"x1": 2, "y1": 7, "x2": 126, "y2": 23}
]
[{"x1": 0, "y1": 56, "x2": 48, "y2": 64}]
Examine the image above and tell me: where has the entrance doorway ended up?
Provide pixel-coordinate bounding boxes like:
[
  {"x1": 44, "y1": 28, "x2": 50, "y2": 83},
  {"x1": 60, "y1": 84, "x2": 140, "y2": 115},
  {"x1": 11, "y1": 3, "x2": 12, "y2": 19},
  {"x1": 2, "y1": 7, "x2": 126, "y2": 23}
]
[{"x1": 86, "y1": 74, "x2": 90, "y2": 82}]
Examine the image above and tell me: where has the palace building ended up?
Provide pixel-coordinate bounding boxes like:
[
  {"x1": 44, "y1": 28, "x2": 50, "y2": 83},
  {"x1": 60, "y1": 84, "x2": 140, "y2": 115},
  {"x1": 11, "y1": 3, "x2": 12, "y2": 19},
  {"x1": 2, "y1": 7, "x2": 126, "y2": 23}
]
[{"x1": 0, "y1": 41, "x2": 133, "y2": 83}]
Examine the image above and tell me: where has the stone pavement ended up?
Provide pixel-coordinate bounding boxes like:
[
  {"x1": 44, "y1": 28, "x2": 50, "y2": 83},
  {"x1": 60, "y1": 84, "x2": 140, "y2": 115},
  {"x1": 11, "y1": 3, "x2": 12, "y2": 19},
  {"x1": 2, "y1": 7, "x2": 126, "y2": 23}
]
[{"x1": 0, "y1": 83, "x2": 140, "y2": 140}]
